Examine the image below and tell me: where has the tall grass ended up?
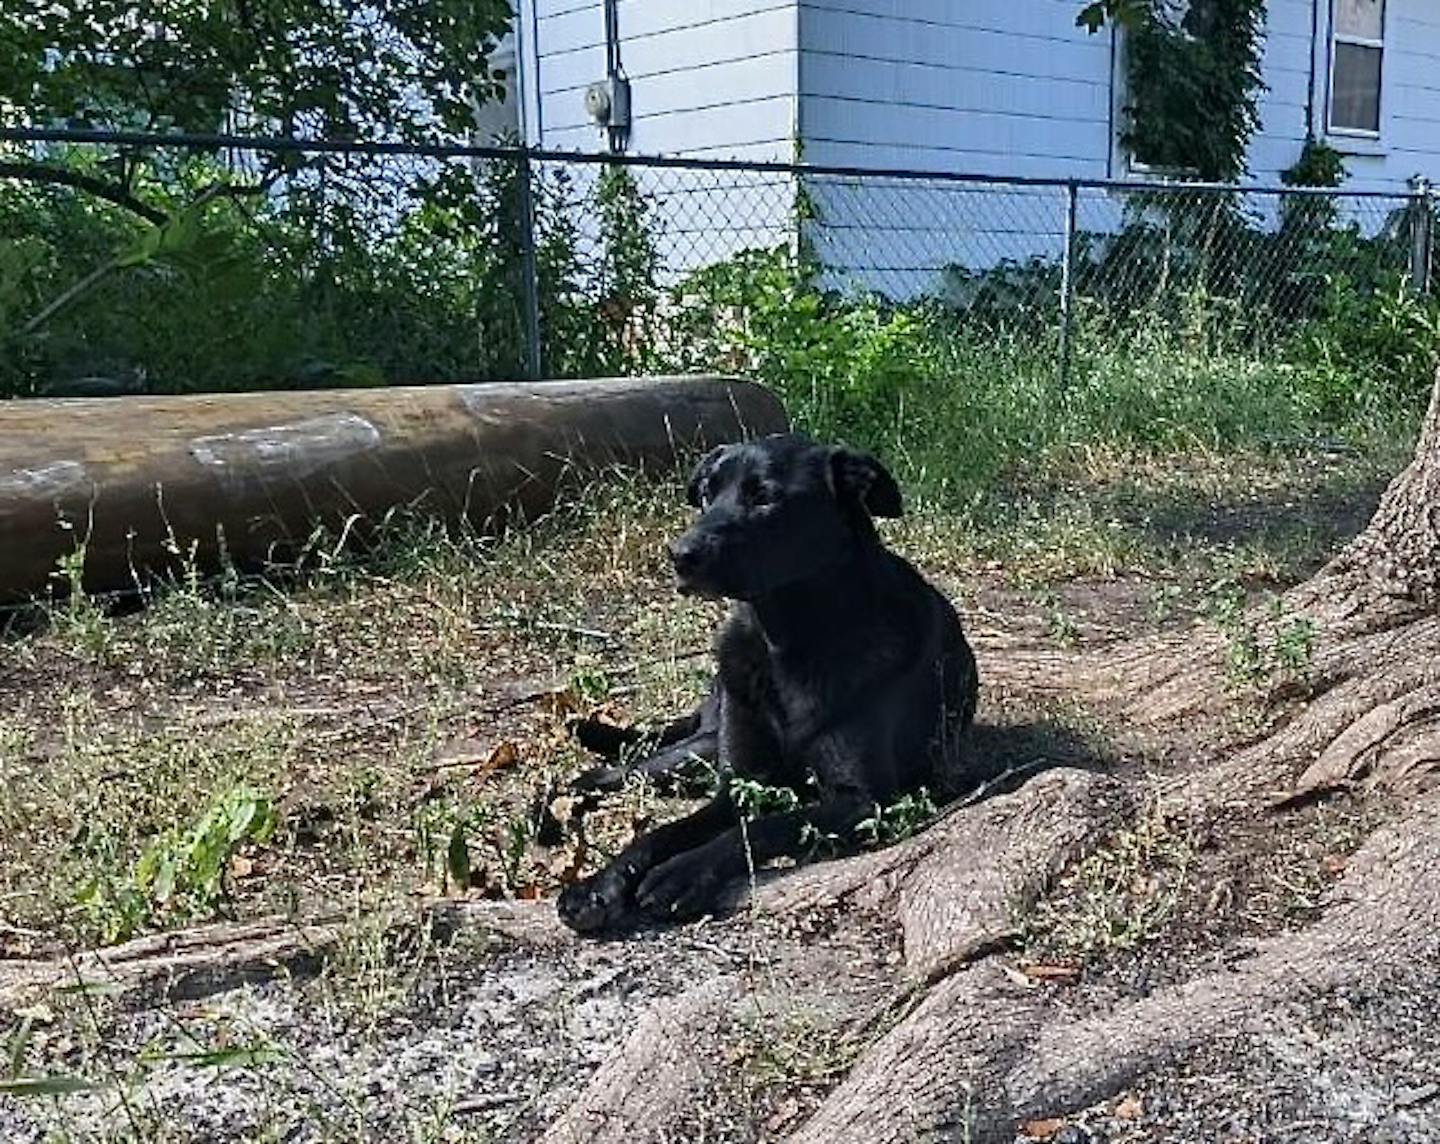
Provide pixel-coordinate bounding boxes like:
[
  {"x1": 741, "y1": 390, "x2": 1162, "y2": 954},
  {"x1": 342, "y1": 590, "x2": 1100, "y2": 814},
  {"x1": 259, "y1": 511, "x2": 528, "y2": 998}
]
[{"x1": 724, "y1": 300, "x2": 1423, "y2": 509}]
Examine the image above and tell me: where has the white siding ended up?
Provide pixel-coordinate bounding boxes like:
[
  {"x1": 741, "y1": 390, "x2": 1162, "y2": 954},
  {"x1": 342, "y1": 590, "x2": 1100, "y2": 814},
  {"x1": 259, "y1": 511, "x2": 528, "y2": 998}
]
[
  {"x1": 1244, "y1": 0, "x2": 1314, "y2": 182},
  {"x1": 795, "y1": 0, "x2": 1107, "y2": 296},
  {"x1": 796, "y1": 0, "x2": 1113, "y2": 178},
  {"x1": 520, "y1": 0, "x2": 799, "y2": 159}
]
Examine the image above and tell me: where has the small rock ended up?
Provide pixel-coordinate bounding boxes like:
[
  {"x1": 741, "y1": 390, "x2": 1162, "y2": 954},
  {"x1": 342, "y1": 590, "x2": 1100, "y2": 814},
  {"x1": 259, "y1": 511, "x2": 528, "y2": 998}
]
[{"x1": 1054, "y1": 1127, "x2": 1092, "y2": 1144}]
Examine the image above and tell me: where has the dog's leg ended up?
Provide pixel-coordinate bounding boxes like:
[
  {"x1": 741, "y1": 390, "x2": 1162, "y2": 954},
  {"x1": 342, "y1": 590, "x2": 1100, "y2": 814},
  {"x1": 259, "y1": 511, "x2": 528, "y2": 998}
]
[
  {"x1": 572, "y1": 703, "x2": 706, "y2": 760},
  {"x1": 557, "y1": 794, "x2": 737, "y2": 933},
  {"x1": 570, "y1": 726, "x2": 718, "y2": 794},
  {"x1": 571, "y1": 686, "x2": 720, "y2": 792},
  {"x1": 635, "y1": 794, "x2": 873, "y2": 922}
]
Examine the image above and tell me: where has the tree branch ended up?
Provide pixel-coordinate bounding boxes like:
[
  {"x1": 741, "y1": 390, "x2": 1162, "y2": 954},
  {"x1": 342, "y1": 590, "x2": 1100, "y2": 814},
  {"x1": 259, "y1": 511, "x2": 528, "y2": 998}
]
[
  {"x1": 0, "y1": 160, "x2": 168, "y2": 225},
  {"x1": 14, "y1": 174, "x2": 281, "y2": 337}
]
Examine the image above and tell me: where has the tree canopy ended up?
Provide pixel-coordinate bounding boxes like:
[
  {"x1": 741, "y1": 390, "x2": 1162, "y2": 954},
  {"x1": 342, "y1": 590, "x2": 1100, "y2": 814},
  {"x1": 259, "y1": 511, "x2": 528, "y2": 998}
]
[{"x1": 0, "y1": 0, "x2": 512, "y2": 143}]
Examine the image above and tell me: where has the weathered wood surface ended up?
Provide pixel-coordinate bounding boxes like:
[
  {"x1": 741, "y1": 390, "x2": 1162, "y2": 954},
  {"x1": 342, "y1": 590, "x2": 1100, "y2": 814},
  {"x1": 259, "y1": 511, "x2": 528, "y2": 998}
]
[{"x1": 0, "y1": 376, "x2": 786, "y2": 599}]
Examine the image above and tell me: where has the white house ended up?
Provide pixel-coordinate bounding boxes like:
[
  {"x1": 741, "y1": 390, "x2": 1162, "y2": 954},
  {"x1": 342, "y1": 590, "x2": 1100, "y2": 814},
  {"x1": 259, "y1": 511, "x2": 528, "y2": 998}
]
[{"x1": 506, "y1": 1, "x2": 1438, "y2": 294}]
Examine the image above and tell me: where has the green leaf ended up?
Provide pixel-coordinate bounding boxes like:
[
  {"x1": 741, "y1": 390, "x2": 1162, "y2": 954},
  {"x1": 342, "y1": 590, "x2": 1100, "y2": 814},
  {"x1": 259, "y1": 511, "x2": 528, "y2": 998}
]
[
  {"x1": 150, "y1": 853, "x2": 177, "y2": 904},
  {"x1": 164, "y1": 1045, "x2": 285, "y2": 1069},
  {"x1": 227, "y1": 797, "x2": 257, "y2": 842},
  {"x1": 0, "y1": 1075, "x2": 99, "y2": 1096},
  {"x1": 446, "y1": 822, "x2": 471, "y2": 891},
  {"x1": 1076, "y1": 3, "x2": 1109, "y2": 32},
  {"x1": 8, "y1": 1015, "x2": 33, "y2": 1078},
  {"x1": 113, "y1": 208, "x2": 200, "y2": 269}
]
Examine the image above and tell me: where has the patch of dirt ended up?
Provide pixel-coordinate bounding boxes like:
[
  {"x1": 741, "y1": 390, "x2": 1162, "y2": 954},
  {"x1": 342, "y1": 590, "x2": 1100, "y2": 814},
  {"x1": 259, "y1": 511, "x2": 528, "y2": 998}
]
[{"x1": 0, "y1": 903, "x2": 907, "y2": 1143}]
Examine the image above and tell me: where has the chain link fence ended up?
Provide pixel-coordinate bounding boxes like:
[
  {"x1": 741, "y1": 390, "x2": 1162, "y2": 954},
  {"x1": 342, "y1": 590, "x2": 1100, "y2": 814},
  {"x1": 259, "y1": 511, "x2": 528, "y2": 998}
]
[{"x1": 0, "y1": 128, "x2": 1433, "y2": 400}]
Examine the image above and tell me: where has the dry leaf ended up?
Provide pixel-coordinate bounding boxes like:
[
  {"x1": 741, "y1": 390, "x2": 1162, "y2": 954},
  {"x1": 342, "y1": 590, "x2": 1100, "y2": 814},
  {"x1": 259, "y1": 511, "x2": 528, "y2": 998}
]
[
  {"x1": 431, "y1": 738, "x2": 523, "y2": 778},
  {"x1": 540, "y1": 688, "x2": 583, "y2": 717},
  {"x1": 1020, "y1": 1117, "x2": 1066, "y2": 1140},
  {"x1": 480, "y1": 740, "x2": 520, "y2": 775},
  {"x1": 551, "y1": 835, "x2": 590, "y2": 886},
  {"x1": 1018, "y1": 962, "x2": 1081, "y2": 984},
  {"x1": 229, "y1": 854, "x2": 255, "y2": 880},
  {"x1": 1321, "y1": 853, "x2": 1348, "y2": 876},
  {"x1": 1113, "y1": 1093, "x2": 1143, "y2": 1120},
  {"x1": 515, "y1": 884, "x2": 542, "y2": 901}
]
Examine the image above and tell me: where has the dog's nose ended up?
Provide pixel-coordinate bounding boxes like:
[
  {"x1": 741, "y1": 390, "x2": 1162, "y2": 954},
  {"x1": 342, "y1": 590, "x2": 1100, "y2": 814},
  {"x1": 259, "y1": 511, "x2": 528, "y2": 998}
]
[{"x1": 669, "y1": 535, "x2": 704, "y2": 575}]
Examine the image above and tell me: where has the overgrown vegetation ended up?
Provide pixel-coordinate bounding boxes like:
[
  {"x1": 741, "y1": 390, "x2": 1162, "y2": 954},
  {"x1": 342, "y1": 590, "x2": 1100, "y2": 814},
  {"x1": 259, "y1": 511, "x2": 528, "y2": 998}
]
[{"x1": 1121, "y1": 0, "x2": 1266, "y2": 181}]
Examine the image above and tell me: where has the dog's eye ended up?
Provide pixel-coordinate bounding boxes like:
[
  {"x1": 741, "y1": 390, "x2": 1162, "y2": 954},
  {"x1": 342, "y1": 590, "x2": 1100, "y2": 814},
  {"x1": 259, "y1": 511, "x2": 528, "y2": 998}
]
[{"x1": 744, "y1": 480, "x2": 772, "y2": 507}]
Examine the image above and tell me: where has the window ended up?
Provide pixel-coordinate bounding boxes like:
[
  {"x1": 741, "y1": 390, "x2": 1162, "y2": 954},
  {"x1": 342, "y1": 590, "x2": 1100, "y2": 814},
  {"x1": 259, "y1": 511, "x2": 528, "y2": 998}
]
[{"x1": 1329, "y1": 0, "x2": 1384, "y2": 135}]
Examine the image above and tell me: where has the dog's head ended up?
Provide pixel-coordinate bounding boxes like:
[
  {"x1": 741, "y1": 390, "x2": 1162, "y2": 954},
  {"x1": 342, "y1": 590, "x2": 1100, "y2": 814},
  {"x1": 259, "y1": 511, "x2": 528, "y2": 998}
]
[{"x1": 668, "y1": 433, "x2": 902, "y2": 600}]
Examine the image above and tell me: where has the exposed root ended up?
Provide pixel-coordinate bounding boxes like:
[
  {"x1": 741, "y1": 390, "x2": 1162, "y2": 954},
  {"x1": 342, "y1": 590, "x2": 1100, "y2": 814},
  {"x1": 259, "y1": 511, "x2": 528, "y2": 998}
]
[
  {"x1": 0, "y1": 899, "x2": 565, "y2": 1014},
  {"x1": 0, "y1": 916, "x2": 343, "y2": 1012},
  {"x1": 540, "y1": 770, "x2": 1125, "y2": 1140},
  {"x1": 1285, "y1": 679, "x2": 1440, "y2": 800},
  {"x1": 757, "y1": 768, "x2": 1128, "y2": 982},
  {"x1": 541, "y1": 978, "x2": 745, "y2": 1144},
  {"x1": 791, "y1": 797, "x2": 1440, "y2": 1142}
]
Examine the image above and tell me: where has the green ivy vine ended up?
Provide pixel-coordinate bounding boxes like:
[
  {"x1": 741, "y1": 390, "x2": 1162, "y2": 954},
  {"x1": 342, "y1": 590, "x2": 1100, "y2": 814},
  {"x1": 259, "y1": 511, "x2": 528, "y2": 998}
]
[
  {"x1": 1281, "y1": 138, "x2": 1347, "y2": 189},
  {"x1": 1122, "y1": 0, "x2": 1267, "y2": 182}
]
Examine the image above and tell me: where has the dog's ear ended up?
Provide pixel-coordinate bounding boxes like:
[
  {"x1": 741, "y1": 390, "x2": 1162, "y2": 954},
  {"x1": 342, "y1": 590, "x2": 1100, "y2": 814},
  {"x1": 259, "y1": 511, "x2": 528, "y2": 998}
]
[
  {"x1": 686, "y1": 445, "x2": 730, "y2": 508},
  {"x1": 830, "y1": 446, "x2": 903, "y2": 518}
]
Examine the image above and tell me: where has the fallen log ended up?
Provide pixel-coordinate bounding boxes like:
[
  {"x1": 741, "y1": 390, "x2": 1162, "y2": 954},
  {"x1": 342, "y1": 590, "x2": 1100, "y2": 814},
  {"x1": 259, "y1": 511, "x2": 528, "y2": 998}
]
[{"x1": 0, "y1": 376, "x2": 785, "y2": 600}]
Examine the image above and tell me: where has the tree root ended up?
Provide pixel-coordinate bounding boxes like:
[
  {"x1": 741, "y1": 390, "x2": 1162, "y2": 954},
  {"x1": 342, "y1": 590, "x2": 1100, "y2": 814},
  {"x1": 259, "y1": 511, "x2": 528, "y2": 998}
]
[
  {"x1": 756, "y1": 768, "x2": 1128, "y2": 982},
  {"x1": 0, "y1": 899, "x2": 565, "y2": 1014},
  {"x1": 791, "y1": 795, "x2": 1440, "y2": 1142},
  {"x1": 0, "y1": 916, "x2": 344, "y2": 1012}
]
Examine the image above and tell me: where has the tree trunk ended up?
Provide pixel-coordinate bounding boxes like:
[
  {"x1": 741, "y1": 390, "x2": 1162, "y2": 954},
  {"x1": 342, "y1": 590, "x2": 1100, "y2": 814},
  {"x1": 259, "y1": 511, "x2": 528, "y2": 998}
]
[
  {"x1": 0, "y1": 376, "x2": 786, "y2": 601},
  {"x1": 1302, "y1": 367, "x2": 1440, "y2": 615}
]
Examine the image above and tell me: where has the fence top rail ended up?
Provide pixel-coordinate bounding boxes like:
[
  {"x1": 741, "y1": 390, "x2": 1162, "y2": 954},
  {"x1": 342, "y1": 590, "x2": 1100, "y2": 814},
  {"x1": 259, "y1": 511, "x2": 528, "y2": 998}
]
[{"x1": 0, "y1": 125, "x2": 1422, "y2": 201}]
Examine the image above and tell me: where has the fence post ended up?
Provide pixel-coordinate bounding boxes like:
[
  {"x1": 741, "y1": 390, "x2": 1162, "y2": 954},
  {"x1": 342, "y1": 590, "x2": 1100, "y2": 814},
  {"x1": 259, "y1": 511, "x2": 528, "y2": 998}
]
[
  {"x1": 516, "y1": 148, "x2": 544, "y2": 380},
  {"x1": 1058, "y1": 180, "x2": 1080, "y2": 392},
  {"x1": 1409, "y1": 175, "x2": 1434, "y2": 295}
]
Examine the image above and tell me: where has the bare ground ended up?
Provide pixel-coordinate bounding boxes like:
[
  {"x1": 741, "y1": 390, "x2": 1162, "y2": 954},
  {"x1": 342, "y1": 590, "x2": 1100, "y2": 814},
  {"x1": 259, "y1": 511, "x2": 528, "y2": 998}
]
[{"x1": 3, "y1": 446, "x2": 1436, "y2": 1142}]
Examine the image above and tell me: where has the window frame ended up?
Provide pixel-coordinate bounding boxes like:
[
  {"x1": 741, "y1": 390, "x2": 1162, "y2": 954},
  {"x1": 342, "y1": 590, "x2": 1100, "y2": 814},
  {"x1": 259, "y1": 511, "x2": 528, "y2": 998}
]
[{"x1": 1326, "y1": 0, "x2": 1386, "y2": 139}]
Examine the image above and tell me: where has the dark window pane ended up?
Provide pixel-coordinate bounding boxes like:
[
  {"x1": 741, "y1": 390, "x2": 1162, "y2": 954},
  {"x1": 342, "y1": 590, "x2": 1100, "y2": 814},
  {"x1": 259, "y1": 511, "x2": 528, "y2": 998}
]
[{"x1": 1332, "y1": 42, "x2": 1381, "y2": 132}]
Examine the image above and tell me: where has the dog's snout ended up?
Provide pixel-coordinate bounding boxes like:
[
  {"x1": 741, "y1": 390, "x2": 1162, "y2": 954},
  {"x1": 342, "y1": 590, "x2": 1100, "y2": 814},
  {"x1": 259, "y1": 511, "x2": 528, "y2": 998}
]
[{"x1": 669, "y1": 534, "x2": 705, "y2": 574}]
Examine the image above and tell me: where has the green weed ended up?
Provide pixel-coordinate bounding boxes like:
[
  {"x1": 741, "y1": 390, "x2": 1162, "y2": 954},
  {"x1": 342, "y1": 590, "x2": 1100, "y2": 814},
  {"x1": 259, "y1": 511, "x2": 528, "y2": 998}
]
[
  {"x1": 75, "y1": 783, "x2": 278, "y2": 942},
  {"x1": 856, "y1": 789, "x2": 938, "y2": 847},
  {"x1": 1023, "y1": 806, "x2": 1194, "y2": 960}
]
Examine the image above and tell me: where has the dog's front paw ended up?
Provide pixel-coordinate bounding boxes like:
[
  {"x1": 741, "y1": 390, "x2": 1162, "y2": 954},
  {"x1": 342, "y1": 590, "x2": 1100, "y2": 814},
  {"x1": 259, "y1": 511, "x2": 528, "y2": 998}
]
[
  {"x1": 557, "y1": 865, "x2": 636, "y2": 933},
  {"x1": 636, "y1": 854, "x2": 726, "y2": 922}
]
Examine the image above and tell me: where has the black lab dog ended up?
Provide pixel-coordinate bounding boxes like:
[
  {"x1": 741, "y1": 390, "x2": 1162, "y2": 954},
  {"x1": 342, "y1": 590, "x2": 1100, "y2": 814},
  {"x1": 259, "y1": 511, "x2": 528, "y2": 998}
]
[{"x1": 557, "y1": 433, "x2": 979, "y2": 933}]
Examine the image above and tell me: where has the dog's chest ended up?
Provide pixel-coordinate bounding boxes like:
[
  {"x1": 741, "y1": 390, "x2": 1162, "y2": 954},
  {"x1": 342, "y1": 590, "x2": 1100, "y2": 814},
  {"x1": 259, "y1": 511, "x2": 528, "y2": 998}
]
[{"x1": 718, "y1": 624, "x2": 851, "y2": 750}]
